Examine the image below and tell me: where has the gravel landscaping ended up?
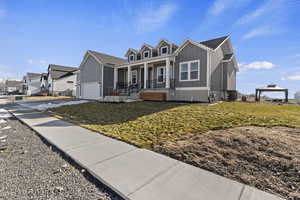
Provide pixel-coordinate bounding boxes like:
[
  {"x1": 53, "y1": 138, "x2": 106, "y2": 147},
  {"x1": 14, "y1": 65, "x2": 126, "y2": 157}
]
[{"x1": 0, "y1": 112, "x2": 123, "y2": 200}]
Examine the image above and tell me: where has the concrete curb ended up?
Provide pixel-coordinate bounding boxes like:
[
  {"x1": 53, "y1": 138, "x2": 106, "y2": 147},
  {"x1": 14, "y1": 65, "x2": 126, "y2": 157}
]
[{"x1": 6, "y1": 106, "x2": 285, "y2": 200}]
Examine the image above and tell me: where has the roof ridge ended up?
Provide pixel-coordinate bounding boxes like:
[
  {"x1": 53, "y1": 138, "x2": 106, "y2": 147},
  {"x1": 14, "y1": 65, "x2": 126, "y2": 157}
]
[{"x1": 89, "y1": 50, "x2": 126, "y2": 61}]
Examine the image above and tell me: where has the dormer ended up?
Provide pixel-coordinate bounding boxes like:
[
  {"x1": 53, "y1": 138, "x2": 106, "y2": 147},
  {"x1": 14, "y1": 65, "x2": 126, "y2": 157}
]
[
  {"x1": 125, "y1": 48, "x2": 138, "y2": 62},
  {"x1": 156, "y1": 39, "x2": 176, "y2": 56},
  {"x1": 139, "y1": 43, "x2": 154, "y2": 59}
]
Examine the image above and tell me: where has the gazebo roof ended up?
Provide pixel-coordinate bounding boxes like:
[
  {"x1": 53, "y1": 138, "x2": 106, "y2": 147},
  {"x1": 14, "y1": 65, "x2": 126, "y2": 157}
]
[{"x1": 256, "y1": 84, "x2": 288, "y2": 91}]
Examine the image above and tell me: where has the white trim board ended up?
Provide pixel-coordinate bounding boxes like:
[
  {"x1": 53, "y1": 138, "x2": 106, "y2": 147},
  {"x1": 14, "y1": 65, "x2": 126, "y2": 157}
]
[
  {"x1": 179, "y1": 60, "x2": 200, "y2": 82},
  {"x1": 175, "y1": 87, "x2": 209, "y2": 91}
]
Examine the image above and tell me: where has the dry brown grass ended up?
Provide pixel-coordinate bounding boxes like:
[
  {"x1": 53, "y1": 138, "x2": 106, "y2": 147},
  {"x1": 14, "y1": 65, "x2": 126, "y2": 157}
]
[{"x1": 155, "y1": 126, "x2": 300, "y2": 199}]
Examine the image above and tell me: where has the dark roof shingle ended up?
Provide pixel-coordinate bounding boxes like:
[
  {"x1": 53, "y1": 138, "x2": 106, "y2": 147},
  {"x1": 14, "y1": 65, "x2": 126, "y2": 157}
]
[
  {"x1": 48, "y1": 64, "x2": 78, "y2": 80},
  {"x1": 89, "y1": 50, "x2": 127, "y2": 65},
  {"x1": 27, "y1": 73, "x2": 42, "y2": 79},
  {"x1": 223, "y1": 53, "x2": 234, "y2": 61},
  {"x1": 200, "y1": 36, "x2": 229, "y2": 50}
]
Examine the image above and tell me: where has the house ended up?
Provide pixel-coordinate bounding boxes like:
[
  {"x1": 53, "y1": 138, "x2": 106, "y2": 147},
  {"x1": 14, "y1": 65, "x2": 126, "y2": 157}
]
[
  {"x1": 23, "y1": 73, "x2": 42, "y2": 96},
  {"x1": 40, "y1": 73, "x2": 48, "y2": 92},
  {"x1": 47, "y1": 64, "x2": 78, "y2": 96},
  {"x1": 77, "y1": 36, "x2": 238, "y2": 102},
  {"x1": 4, "y1": 80, "x2": 23, "y2": 94}
]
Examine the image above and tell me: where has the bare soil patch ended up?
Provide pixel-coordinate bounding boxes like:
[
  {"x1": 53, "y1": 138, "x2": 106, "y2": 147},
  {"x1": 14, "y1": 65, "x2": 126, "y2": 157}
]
[{"x1": 154, "y1": 126, "x2": 300, "y2": 199}]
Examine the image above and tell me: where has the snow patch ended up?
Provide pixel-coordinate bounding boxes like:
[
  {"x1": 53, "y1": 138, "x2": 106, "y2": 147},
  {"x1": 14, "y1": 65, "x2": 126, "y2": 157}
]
[{"x1": 22, "y1": 100, "x2": 90, "y2": 111}]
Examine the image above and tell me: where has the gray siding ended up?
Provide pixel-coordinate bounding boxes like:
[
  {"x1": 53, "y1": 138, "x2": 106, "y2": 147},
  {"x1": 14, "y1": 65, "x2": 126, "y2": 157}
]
[
  {"x1": 174, "y1": 43, "x2": 207, "y2": 87},
  {"x1": 141, "y1": 46, "x2": 152, "y2": 59},
  {"x1": 220, "y1": 39, "x2": 233, "y2": 55},
  {"x1": 158, "y1": 41, "x2": 171, "y2": 56},
  {"x1": 80, "y1": 56, "x2": 102, "y2": 83},
  {"x1": 103, "y1": 66, "x2": 114, "y2": 96},
  {"x1": 211, "y1": 62, "x2": 224, "y2": 91},
  {"x1": 118, "y1": 68, "x2": 127, "y2": 83},
  {"x1": 168, "y1": 90, "x2": 209, "y2": 102},
  {"x1": 226, "y1": 61, "x2": 236, "y2": 90}
]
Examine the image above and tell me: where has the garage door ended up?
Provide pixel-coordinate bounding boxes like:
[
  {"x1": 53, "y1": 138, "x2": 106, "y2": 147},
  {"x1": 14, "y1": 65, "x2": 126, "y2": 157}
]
[{"x1": 82, "y1": 82, "x2": 102, "y2": 100}]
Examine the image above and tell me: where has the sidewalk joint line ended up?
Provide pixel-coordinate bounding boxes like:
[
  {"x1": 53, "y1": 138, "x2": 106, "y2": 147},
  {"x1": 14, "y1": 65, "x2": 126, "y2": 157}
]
[
  {"x1": 89, "y1": 148, "x2": 137, "y2": 167},
  {"x1": 128, "y1": 161, "x2": 181, "y2": 196},
  {"x1": 238, "y1": 185, "x2": 246, "y2": 200}
]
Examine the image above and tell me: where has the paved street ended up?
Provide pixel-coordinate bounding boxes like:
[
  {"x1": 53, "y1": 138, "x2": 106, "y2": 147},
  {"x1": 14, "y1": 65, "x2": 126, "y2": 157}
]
[{"x1": 5, "y1": 105, "x2": 284, "y2": 200}]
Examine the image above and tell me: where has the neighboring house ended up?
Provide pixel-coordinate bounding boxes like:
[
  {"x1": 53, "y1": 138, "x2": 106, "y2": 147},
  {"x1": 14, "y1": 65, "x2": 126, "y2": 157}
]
[
  {"x1": 5, "y1": 80, "x2": 23, "y2": 94},
  {"x1": 77, "y1": 36, "x2": 238, "y2": 102},
  {"x1": 40, "y1": 73, "x2": 48, "y2": 92},
  {"x1": 77, "y1": 50, "x2": 127, "y2": 99},
  {"x1": 47, "y1": 64, "x2": 78, "y2": 96},
  {"x1": 0, "y1": 81, "x2": 5, "y2": 95},
  {"x1": 23, "y1": 73, "x2": 42, "y2": 95}
]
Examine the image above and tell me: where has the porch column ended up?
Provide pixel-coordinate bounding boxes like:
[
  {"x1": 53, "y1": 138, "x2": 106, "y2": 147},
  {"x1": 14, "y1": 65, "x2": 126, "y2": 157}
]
[
  {"x1": 127, "y1": 65, "x2": 131, "y2": 86},
  {"x1": 165, "y1": 58, "x2": 170, "y2": 88},
  {"x1": 144, "y1": 63, "x2": 148, "y2": 89},
  {"x1": 113, "y1": 67, "x2": 118, "y2": 90}
]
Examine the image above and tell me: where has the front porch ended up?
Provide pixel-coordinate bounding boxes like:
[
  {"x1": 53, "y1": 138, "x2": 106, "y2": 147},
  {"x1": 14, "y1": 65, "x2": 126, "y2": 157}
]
[{"x1": 113, "y1": 57, "x2": 175, "y2": 96}]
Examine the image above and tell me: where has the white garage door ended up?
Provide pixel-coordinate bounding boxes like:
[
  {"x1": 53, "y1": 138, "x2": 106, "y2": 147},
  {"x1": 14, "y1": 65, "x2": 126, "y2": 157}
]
[{"x1": 82, "y1": 82, "x2": 102, "y2": 100}]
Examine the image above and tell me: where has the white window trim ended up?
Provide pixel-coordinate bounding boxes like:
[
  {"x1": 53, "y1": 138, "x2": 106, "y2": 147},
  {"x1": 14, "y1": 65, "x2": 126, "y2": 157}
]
[
  {"x1": 161, "y1": 46, "x2": 168, "y2": 55},
  {"x1": 179, "y1": 60, "x2": 200, "y2": 81},
  {"x1": 143, "y1": 50, "x2": 150, "y2": 59},
  {"x1": 156, "y1": 66, "x2": 166, "y2": 83},
  {"x1": 131, "y1": 70, "x2": 138, "y2": 84},
  {"x1": 129, "y1": 54, "x2": 135, "y2": 62}
]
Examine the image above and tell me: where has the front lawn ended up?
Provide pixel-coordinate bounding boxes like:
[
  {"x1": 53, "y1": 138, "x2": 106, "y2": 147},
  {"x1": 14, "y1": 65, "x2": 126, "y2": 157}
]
[
  {"x1": 49, "y1": 101, "x2": 300, "y2": 148},
  {"x1": 49, "y1": 101, "x2": 300, "y2": 199}
]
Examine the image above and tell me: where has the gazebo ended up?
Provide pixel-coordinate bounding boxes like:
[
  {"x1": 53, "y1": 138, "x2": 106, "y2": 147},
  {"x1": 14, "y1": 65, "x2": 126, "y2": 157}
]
[{"x1": 255, "y1": 84, "x2": 288, "y2": 103}]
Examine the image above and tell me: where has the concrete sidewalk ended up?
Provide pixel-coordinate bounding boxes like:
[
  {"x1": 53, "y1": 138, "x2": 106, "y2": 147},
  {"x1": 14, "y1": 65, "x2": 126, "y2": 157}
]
[{"x1": 6, "y1": 105, "x2": 284, "y2": 200}]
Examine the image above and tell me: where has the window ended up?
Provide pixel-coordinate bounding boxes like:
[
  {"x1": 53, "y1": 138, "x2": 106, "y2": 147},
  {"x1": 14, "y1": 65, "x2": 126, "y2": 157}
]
[
  {"x1": 143, "y1": 51, "x2": 150, "y2": 59},
  {"x1": 131, "y1": 70, "x2": 137, "y2": 84},
  {"x1": 157, "y1": 66, "x2": 165, "y2": 83},
  {"x1": 129, "y1": 54, "x2": 135, "y2": 62},
  {"x1": 180, "y1": 63, "x2": 188, "y2": 81},
  {"x1": 179, "y1": 60, "x2": 200, "y2": 81},
  {"x1": 67, "y1": 81, "x2": 74, "y2": 84},
  {"x1": 161, "y1": 46, "x2": 168, "y2": 55},
  {"x1": 190, "y1": 61, "x2": 199, "y2": 80}
]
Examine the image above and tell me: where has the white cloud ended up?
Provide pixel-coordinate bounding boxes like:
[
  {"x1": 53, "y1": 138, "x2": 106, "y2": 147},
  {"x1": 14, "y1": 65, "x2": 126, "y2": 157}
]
[
  {"x1": 237, "y1": 0, "x2": 276, "y2": 25},
  {"x1": 287, "y1": 75, "x2": 300, "y2": 81},
  {"x1": 39, "y1": 59, "x2": 46, "y2": 65},
  {"x1": 239, "y1": 61, "x2": 276, "y2": 71},
  {"x1": 209, "y1": 0, "x2": 250, "y2": 16},
  {"x1": 242, "y1": 26, "x2": 273, "y2": 39},
  {"x1": 239, "y1": 0, "x2": 299, "y2": 39},
  {"x1": 28, "y1": 59, "x2": 33, "y2": 64},
  {"x1": 136, "y1": 3, "x2": 177, "y2": 32},
  {"x1": 27, "y1": 59, "x2": 47, "y2": 67}
]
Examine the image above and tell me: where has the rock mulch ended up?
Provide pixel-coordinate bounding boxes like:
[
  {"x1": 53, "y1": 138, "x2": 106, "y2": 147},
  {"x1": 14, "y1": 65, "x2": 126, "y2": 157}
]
[
  {"x1": 0, "y1": 114, "x2": 123, "y2": 200},
  {"x1": 154, "y1": 126, "x2": 300, "y2": 200}
]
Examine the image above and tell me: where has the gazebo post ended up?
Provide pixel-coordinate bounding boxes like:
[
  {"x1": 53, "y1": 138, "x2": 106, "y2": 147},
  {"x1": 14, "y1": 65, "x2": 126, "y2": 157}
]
[
  {"x1": 285, "y1": 90, "x2": 288, "y2": 103},
  {"x1": 255, "y1": 89, "x2": 258, "y2": 101}
]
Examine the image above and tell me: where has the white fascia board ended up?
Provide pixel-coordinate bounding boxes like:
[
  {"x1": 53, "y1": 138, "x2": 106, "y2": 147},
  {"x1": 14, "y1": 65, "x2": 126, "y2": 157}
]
[
  {"x1": 213, "y1": 36, "x2": 230, "y2": 51},
  {"x1": 116, "y1": 54, "x2": 175, "y2": 68},
  {"x1": 174, "y1": 39, "x2": 212, "y2": 56}
]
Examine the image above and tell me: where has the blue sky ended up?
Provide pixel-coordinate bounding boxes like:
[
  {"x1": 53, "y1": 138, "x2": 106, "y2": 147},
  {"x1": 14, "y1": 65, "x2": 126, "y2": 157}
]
[{"x1": 0, "y1": 0, "x2": 299, "y2": 97}]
